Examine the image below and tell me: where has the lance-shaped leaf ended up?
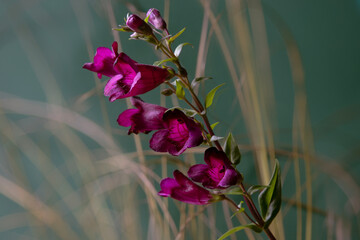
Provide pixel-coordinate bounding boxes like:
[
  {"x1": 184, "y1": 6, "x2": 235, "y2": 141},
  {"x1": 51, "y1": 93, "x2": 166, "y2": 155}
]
[
  {"x1": 247, "y1": 185, "x2": 269, "y2": 195},
  {"x1": 191, "y1": 76, "x2": 212, "y2": 88},
  {"x1": 258, "y1": 159, "x2": 282, "y2": 228},
  {"x1": 205, "y1": 83, "x2": 224, "y2": 109},
  {"x1": 218, "y1": 223, "x2": 263, "y2": 240},
  {"x1": 174, "y1": 43, "x2": 192, "y2": 57},
  {"x1": 175, "y1": 80, "x2": 185, "y2": 100},
  {"x1": 168, "y1": 27, "x2": 186, "y2": 44},
  {"x1": 153, "y1": 57, "x2": 177, "y2": 66},
  {"x1": 223, "y1": 133, "x2": 241, "y2": 165},
  {"x1": 210, "y1": 122, "x2": 219, "y2": 130}
]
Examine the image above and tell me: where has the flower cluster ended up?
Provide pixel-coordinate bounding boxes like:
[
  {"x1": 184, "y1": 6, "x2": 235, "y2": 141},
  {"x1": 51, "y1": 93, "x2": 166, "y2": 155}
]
[
  {"x1": 82, "y1": 8, "x2": 241, "y2": 205},
  {"x1": 83, "y1": 8, "x2": 281, "y2": 240}
]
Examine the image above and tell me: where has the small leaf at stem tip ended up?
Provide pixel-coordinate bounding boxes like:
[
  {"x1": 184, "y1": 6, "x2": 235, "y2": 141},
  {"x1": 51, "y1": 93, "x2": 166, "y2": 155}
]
[
  {"x1": 175, "y1": 80, "x2": 185, "y2": 100},
  {"x1": 113, "y1": 27, "x2": 131, "y2": 32},
  {"x1": 174, "y1": 42, "x2": 192, "y2": 57},
  {"x1": 210, "y1": 135, "x2": 223, "y2": 142},
  {"x1": 191, "y1": 76, "x2": 212, "y2": 88},
  {"x1": 205, "y1": 83, "x2": 225, "y2": 109},
  {"x1": 247, "y1": 185, "x2": 269, "y2": 196},
  {"x1": 153, "y1": 57, "x2": 177, "y2": 66},
  {"x1": 258, "y1": 159, "x2": 282, "y2": 229},
  {"x1": 230, "y1": 205, "x2": 244, "y2": 219},
  {"x1": 210, "y1": 122, "x2": 219, "y2": 130},
  {"x1": 223, "y1": 133, "x2": 241, "y2": 166},
  {"x1": 224, "y1": 187, "x2": 244, "y2": 195},
  {"x1": 218, "y1": 224, "x2": 263, "y2": 240},
  {"x1": 144, "y1": 14, "x2": 150, "y2": 23},
  {"x1": 168, "y1": 27, "x2": 186, "y2": 45}
]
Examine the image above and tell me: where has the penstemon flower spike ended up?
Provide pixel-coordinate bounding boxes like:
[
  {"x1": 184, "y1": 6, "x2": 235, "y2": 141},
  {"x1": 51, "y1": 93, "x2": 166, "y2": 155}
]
[{"x1": 83, "y1": 8, "x2": 281, "y2": 240}]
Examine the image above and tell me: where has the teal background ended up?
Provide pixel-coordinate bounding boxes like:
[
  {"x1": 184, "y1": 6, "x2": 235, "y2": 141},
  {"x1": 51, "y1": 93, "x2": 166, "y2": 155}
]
[{"x1": 0, "y1": 0, "x2": 359, "y2": 239}]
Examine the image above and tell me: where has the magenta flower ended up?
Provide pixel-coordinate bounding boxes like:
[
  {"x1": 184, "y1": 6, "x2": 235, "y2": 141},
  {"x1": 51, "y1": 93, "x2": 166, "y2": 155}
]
[
  {"x1": 146, "y1": 8, "x2": 167, "y2": 31},
  {"x1": 150, "y1": 109, "x2": 203, "y2": 156},
  {"x1": 117, "y1": 97, "x2": 167, "y2": 134},
  {"x1": 83, "y1": 42, "x2": 119, "y2": 79},
  {"x1": 83, "y1": 42, "x2": 171, "y2": 101},
  {"x1": 188, "y1": 147, "x2": 240, "y2": 189},
  {"x1": 158, "y1": 170, "x2": 213, "y2": 205}
]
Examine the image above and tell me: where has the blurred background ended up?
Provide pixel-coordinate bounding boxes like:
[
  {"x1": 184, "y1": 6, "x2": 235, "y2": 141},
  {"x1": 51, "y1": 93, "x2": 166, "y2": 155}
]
[{"x1": 0, "y1": 0, "x2": 359, "y2": 239}]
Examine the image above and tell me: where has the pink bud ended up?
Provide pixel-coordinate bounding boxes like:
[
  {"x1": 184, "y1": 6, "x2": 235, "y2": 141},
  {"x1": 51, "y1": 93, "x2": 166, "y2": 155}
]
[{"x1": 146, "y1": 8, "x2": 167, "y2": 31}]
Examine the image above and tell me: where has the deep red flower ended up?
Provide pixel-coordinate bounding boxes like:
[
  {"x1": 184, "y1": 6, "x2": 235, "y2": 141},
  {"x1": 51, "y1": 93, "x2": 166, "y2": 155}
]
[
  {"x1": 188, "y1": 147, "x2": 240, "y2": 189},
  {"x1": 150, "y1": 109, "x2": 203, "y2": 156},
  {"x1": 117, "y1": 97, "x2": 166, "y2": 134},
  {"x1": 83, "y1": 42, "x2": 171, "y2": 101},
  {"x1": 158, "y1": 170, "x2": 213, "y2": 205}
]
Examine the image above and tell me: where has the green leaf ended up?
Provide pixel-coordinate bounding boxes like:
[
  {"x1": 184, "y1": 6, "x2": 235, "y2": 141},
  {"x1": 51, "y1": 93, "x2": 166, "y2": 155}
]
[
  {"x1": 218, "y1": 224, "x2": 263, "y2": 240},
  {"x1": 230, "y1": 204, "x2": 244, "y2": 219},
  {"x1": 153, "y1": 57, "x2": 177, "y2": 66},
  {"x1": 258, "y1": 159, "x2": 282, "y2": 228},
  {"x1": 191, "y1": 76, "x2": 212, "y2": 88},
  {"x1": 224, "y1": 187, "x2": 244, "y2": 196},
  {"x1": 210, "y1": 122, "x2": 219, "y2": 130},
  {"x1": 168, "y1": 27, "x2": 186, "y2": 44},
  {"x1": 174, "y1": 43, "x2": 192, "y2": 57},
  {"x1": 205, "y1": 83, "x2": 225, "y2": 109},
  {"x1": 223, "y1": 133, "x2": 241, "y2": 165},
  {"x1": 247, "y1": 185, "x2": 269, "y2": 195},
  {"x1": 175, "y1": 80, "x2": 185, "y2": 100},
  {"x1": 144, "y1": 12, "x2": 150, "y2": 23}
]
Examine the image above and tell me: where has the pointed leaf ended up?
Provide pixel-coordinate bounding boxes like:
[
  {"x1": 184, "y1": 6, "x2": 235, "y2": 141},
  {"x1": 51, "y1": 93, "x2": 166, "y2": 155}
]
[
  {"x1": 175, "y1": 80, "x2": 185, "y2": 100},
  {"x1": 258, "y1": 159, "x2": 282, "y2": 228},
  {"x1": 153, "y1": 57, "x2": 177, "y2": 66},
  {"x1": 168, "y1": 27, "x2": 186, "y2": 44},
  {"x1": 218, "y1": 224, "x2": 263, "y2": 240},
  {"x1": 174, "y1": 43, "x2": 192, "y2": 57},
  {"x1": 224, "y1": 187, "x2": 244, "y2": 196},
  {"x1": 247, "y1": 185, "x2": 269, "y2": 196},
  {"x1": 191, "y1": 76, "x2": 212, "y2": 88},
  {"x1": 223, "y1": 133, "x2": 241, "y2": 165},
  {"x1": 205, "y1": 83, "x2": 225, "y2": 109},
  {"x1": 210, "y1": 122, "x2": 219, "y2": 130}
]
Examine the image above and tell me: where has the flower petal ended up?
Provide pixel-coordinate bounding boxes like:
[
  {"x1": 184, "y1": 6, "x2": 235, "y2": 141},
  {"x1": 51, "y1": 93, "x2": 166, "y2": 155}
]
[
  {"x1": 117, "y1": 109, "x2": 139, "y2": 127},
  {"x1": 149, "y1": 130, "x2": 170, "y2": 152}
]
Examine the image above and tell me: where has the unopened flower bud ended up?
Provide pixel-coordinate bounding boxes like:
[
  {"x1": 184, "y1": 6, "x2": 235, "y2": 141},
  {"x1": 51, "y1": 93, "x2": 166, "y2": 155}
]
[
  {"x1": 126, "y1": 14, "x2": 153, "y2": 35},
  {"x1": 146, "y1": 8, "x2": 167, "y2": 31}
]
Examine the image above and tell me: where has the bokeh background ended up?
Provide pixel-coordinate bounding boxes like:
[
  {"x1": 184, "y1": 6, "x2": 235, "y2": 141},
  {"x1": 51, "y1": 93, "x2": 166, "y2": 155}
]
[{"x1": 0, "y1": 0, "x2": 359, "y2": 239}]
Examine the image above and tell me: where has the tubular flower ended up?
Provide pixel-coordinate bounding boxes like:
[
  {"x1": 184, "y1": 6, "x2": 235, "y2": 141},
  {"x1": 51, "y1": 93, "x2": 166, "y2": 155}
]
[
  {"x1": 117, "y1": 97, "x2": 166, "y2": 134},
  {"x1": 158, "y1": 170, "x2": 214, "y2": 205},
  {"x1": 150, "y1": 109, "x2": 203, "y2": 156},
  {"x1": 146, "y1": 8, "x2": 167, "y2": 31},
  {"x1": 188, "y1": 147, "x2": 240, "y2": 189},
  {"x1": 83, "y1": 42, "x2": 171, "y2": 101}
]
